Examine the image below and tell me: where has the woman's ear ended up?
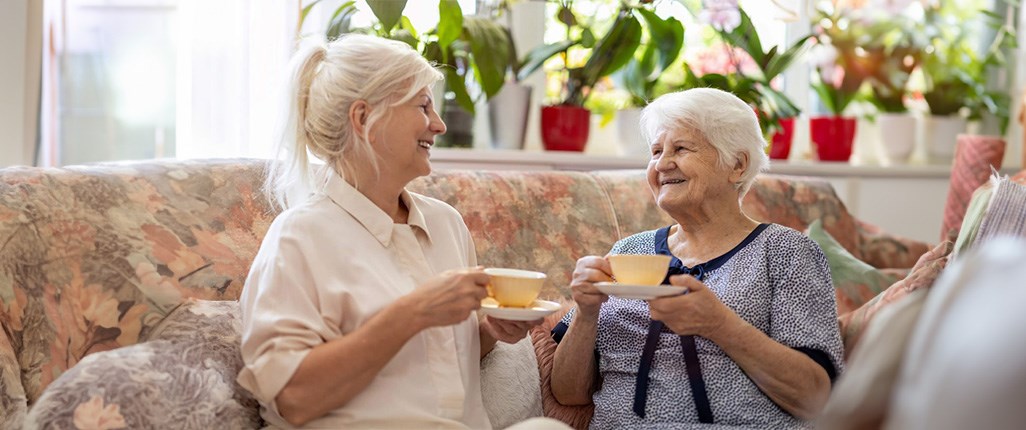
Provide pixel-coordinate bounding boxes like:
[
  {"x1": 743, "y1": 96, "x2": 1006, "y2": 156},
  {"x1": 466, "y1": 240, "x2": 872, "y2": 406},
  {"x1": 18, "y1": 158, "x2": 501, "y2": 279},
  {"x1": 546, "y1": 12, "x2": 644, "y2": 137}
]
[
  {"x1": 730, "y1": 152, "x2": 749, "y2": 183},
  {"x1": 349, "y1": 100, "x2": 369, "y2": 137}
]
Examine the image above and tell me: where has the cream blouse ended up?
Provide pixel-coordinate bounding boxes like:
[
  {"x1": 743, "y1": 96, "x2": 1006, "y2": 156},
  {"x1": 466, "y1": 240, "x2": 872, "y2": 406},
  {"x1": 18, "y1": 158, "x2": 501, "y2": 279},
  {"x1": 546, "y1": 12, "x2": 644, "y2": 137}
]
[{"x1": 238, "y1": 174, "x2": 490, "y2": 429}]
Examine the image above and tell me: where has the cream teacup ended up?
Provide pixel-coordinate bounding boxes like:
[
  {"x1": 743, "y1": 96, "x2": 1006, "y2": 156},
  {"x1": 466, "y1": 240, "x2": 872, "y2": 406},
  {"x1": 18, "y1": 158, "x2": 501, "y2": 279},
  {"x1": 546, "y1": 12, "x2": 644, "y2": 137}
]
[
  {"x1": 607, "y1": 254, "x2": 671, "y2": 286},
  {"x1": 484, "y1": 268, "x2": 546, "y2": 308}
]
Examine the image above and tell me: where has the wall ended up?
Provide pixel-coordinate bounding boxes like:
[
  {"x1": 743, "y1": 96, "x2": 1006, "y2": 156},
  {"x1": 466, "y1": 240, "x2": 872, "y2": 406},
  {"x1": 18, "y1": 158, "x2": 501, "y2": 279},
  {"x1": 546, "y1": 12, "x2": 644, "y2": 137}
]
[{"x1": 0, "y1": 0, "x2": 41, "y2": 168}]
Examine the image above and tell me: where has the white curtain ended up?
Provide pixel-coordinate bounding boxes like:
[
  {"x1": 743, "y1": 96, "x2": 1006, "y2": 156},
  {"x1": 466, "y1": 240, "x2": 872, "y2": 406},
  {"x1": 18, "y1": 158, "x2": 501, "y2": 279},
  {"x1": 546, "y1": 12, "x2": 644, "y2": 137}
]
[{"x1": 176, "y1": 0, "x2": 299, "y2": 160}]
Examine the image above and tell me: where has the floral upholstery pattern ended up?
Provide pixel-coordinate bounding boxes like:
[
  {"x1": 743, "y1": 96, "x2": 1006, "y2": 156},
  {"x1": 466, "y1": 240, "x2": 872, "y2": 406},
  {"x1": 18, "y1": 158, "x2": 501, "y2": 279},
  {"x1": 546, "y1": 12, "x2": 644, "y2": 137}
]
[
  {"x1": 0, "y1": 159, "x2": 276, "y2": 429},
  {"x1": 409, "y1": 171, "x2": 621, "y2": 300},
  {"x1": 0, "y1": 159, "x2": 931, "y2": 429},
  {"x1": 24, "y1": 299, "x2": 262, "y2": 429}
]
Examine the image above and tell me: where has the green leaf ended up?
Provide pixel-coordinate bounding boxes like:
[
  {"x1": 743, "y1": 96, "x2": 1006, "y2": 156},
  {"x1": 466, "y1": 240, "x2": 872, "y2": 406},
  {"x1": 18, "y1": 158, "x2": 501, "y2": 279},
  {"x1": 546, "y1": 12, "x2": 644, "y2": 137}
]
[
  {"x1": 635, "y1": 8, "x2": 684, "y2": 72},
  {"x1": 722, "y1": 9, "x2": 764, "y2": 66},
  {"x1": 763, "y1": 35, "x2": 812, "y2": 80},
  {"x1": 463, "y1": 17, "x2": 512, "y2": 99},
  {"x1": 399, "y1": 15, "x2": 418, "y2": 41},
  {"x1": 517, "y1": 40, "x2": 576, "y2": 82},
  {"x1": 437, "y1": 0, "x2": 463, "y2": 50},
  {"x1": 325, "y1": 2, "x2": 358, "y2": 41},
  {"x1": 300, "y1": 0, "x2": 323, "y2": 28},
  {"x1": 367, "y1": 0, "x2": 407, "y2": 35},
  {"x1": 578, "y1": 7, "x2": 642, "y2": 104}
]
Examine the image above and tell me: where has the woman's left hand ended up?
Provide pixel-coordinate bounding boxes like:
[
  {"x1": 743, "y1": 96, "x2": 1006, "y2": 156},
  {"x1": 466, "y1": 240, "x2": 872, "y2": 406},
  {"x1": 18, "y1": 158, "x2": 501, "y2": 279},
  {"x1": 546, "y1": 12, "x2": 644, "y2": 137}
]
[
  {"x1": 648, "y1": 274, "x2": 740, "y2": 340},
  {"x1": 480, "y1": 315, "x2": 542, "y2": 344}
]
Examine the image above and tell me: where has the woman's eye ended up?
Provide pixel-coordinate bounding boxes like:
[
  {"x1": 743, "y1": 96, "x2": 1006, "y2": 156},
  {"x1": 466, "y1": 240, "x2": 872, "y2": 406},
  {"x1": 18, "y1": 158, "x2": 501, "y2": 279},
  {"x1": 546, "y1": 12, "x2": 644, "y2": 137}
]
[{"x1": 420, "y1": 105, "x2": 429, "y2": 113}]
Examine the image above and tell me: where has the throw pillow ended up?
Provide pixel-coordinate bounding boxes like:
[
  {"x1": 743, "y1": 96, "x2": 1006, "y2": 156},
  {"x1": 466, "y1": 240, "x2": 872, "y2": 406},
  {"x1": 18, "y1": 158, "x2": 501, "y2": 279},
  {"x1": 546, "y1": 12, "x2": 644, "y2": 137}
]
[
  {"x1": 25, "y1": 299, "x2": 262, "y2": 429},
  {"x1": 806, "y1": 219, "x2": 893, "y2": 314},
  {"x1": 23, "y1": 338, "x2": 262, "y2": 429},
  {"x1": 480, "y1": 336, "x2": 544, "y2": 429}
]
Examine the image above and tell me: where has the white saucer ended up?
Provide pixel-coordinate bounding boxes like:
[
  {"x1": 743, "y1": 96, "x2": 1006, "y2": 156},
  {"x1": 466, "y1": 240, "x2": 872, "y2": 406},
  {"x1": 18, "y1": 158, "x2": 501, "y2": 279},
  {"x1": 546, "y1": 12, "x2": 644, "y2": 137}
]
[
  {"x1": 594, "y1": 282, "x2": 687, "y2": 300},
  {"x1": 479, "y1": 299, "x2": 561, "y2": 321}
]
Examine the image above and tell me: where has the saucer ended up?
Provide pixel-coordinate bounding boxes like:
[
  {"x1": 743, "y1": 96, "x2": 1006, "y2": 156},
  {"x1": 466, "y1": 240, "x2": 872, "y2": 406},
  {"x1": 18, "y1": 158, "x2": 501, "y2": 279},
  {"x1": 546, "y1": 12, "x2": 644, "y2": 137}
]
[
  {"x1": 479, "y1": 299, "x2": 561, "y2": 321},
  {"x1": 594, "y1": 282, "x2": 687, "y2": 300}
]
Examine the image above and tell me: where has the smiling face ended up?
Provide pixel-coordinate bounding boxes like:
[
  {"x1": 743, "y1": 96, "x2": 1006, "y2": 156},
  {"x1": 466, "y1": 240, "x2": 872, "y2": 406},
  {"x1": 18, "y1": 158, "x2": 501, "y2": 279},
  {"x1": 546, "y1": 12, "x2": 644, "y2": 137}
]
[
  {"x1": 367, "y1": 87, "x2": 446, "y2": 187},
  {"x1": 646, "y1": 126, "x2": 746, "y2": 218}
]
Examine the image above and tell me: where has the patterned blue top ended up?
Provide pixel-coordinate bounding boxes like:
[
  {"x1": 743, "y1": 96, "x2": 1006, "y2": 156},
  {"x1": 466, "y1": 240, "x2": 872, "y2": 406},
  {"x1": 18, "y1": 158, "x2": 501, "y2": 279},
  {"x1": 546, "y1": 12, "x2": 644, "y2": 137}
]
[{"x1": 555, "y1": 223, "x2": 844, "y2": 429}]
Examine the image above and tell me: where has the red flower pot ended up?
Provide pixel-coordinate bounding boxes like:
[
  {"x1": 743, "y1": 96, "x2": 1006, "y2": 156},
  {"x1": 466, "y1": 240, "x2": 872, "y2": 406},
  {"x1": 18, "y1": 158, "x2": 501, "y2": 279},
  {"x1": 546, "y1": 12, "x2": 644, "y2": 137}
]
[
  {"x1": 768, "y1": 118, "x2": 795, "y2": 160},
  {"x1": 810, "y1": 116, "x2": 856, "y2": 162},
  {"x1": 541, "y1": 105, "x2": 590, "y2": 152}
]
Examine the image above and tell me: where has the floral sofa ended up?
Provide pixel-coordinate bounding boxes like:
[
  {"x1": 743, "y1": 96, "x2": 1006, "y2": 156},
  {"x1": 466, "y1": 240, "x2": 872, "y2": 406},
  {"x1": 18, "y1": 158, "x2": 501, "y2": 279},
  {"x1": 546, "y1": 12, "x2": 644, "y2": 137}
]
[{"x1": 0, "y1": 159, "x2": 930, "y2": 429}]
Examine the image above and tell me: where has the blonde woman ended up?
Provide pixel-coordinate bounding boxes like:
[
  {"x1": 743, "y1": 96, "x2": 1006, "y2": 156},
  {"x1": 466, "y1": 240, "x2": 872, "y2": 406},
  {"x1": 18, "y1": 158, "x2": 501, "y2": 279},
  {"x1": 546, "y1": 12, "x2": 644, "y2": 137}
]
[{"x1": 237, "y1": 35, "x2": 558, "y2": 429}]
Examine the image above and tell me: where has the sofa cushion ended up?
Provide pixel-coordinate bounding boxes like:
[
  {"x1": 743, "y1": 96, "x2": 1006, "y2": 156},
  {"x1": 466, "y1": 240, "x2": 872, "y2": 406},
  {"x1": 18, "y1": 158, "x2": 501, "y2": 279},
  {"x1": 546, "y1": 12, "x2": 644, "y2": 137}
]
[
  {"x1": 24, "y1": 298, "x2": 261, "y2": 429},
  {"x1": 24, "y1": 337, "x2": 262, "y2": 430},
  {"x1": 806, "y1": 220, "x2": 894, "y2": 314}
]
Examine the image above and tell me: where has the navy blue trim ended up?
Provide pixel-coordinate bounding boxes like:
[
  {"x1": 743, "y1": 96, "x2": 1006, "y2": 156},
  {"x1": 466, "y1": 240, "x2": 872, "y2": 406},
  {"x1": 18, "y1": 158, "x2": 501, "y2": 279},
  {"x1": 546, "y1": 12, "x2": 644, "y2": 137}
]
[
  {"x1": 794, "y1": 347, "x2": 838, "y2": 384},
  {"x1": 655, "y1": 223, "x2": 770, "y2": 284},
  {"x1": 551, "y1": 321, "x2": 569, "y2": 344}
]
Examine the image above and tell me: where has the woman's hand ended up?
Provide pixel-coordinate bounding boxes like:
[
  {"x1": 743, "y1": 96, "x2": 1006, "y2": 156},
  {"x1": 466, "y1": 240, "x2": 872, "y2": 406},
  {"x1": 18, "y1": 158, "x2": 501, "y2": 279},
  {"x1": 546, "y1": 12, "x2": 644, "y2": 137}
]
[
  {"x1": 570, "y1": 256, "x2": 614, "y2": 319},
  {"x1": 480, "y1": 315, "x2": 542, "y2": 344},
  {"x1": 402, "y1": 268, "x2": 490, "y2": 330},
  {"x1": 648, "y1": 274, "x2": 742, "y2": 340}
]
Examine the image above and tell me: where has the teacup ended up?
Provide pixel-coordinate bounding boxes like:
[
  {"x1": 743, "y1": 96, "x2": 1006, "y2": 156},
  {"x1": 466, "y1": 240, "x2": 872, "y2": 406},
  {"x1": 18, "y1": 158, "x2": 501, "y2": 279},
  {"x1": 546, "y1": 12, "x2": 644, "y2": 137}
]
[
  {"x1": 484, "y1": 268, "x2": 546, "y2": 308},
  {"x1": 607, "y1": 254, "x2": 671, "y2": 286}
]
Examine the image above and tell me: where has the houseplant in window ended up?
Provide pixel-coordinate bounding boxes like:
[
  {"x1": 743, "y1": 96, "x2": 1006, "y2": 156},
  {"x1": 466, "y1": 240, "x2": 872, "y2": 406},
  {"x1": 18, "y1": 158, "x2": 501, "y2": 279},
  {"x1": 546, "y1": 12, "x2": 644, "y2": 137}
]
[
  {"x1": 519, "y1": 1, "x2": 642, "y2": 152},
  {"x1": 918, "y1": 0, "x2": 1016, "y2": 163},
  {"x1": 677, "y1": 2, "x2": 811, "y2": 160},
  {"x1": 859, "y1": 5, "x2": 924, "y2": 164},
  {"x1": 301, "y1": 0, "x2": 514, "y2": 148},
  {"x1": 808, "y1": 2, "x2": 874, "y2": 162},
  {"x1": 613, "y1": 6, "x2": 685, "y2": 156}
]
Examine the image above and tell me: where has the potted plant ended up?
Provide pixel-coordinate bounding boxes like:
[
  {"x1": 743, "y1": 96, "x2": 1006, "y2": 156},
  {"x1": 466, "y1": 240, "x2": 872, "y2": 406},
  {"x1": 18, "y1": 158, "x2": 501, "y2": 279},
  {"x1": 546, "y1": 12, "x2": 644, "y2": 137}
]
[
  {"x1": 613, "y1": 6, "x2": 684, "y2": 156},
  {"x1": 918, "y1": 0, "x2": 1017, "y2": 163},
  {"x1": 677, "y1": 3, "x2": 810, "y2": 160},
  {"x1": 300, "y1": 0, "x2": 515, "y2": 148},
  {"x1": 857, "y1": 6, "x2": 924, "y2": 164},
  {"x1": 808, "y1": 3, "x2": 875, "y2": 162},
  {"x1": 518, "y1": 1, "x2": 643, "y2": 152}
]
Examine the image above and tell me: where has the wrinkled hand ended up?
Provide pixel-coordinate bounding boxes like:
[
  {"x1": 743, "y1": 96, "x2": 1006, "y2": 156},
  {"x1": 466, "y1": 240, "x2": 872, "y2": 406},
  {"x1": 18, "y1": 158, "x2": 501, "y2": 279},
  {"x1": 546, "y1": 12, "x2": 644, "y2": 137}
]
[
  {"x1": 403, "y1": 268, "x2": 489, "y2": 329},
  {"x1": 648, "y1": 275, "x2": 739, "y2": 340},
  {"x1": 480, "y1": 315, "x2": 542, "y2": 344},
  {"x1": 570, "y1": 256, "x2": 613, "y2": 319}
]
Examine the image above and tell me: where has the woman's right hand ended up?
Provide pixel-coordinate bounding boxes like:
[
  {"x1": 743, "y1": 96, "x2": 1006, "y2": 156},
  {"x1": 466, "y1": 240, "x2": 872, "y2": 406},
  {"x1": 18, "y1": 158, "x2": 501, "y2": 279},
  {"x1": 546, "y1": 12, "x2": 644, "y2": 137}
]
[
  {"x1": 570, "y1": 256, "x2": 613, "y2": 319},
  {"x1": 402, "y1": 268, "x2": 490, "y2": 329}
]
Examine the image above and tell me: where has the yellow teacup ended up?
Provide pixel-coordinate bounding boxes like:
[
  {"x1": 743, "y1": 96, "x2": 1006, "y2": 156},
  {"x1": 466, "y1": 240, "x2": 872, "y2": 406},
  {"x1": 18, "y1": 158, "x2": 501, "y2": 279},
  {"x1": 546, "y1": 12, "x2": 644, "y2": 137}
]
[
  {"x1": 607, "y1": 254, "x2": 671, "y2": 286},
  {"x1": 484, "y1": 268, "x2": 546, "y2": 308}
]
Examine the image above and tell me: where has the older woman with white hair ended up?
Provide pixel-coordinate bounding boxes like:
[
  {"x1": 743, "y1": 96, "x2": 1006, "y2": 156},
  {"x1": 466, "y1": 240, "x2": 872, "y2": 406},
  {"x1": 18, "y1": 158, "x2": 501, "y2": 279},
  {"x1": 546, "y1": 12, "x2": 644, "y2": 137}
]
[{"x1": 550, "y1": 88, "x2": 843, "y2": 428}]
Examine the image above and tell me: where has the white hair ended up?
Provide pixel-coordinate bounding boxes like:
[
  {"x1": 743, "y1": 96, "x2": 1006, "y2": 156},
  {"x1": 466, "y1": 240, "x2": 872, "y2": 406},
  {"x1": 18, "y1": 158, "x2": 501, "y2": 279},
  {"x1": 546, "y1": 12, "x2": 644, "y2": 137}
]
[
  {"x1": 639, "y1": 88, "x2": 769, "y2": 199},
  {"x1": 265, "y1": 34, "x2": 444, "y2": 210}
]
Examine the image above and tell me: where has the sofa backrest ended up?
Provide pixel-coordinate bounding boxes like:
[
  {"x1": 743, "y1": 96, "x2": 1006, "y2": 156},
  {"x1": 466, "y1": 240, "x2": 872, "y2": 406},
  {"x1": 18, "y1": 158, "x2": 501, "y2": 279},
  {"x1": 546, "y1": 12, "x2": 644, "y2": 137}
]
[{"x1": 0, "y1": 158, "x2": 872, "y2": 421}]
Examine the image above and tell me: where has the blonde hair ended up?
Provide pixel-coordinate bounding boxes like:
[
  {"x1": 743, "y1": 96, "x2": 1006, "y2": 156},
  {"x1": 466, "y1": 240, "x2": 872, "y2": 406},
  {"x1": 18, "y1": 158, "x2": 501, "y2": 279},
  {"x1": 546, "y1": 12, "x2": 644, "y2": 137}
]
[
  {"x1": 265, "y1": 34, "x2": 443, "y2": 209},
  {"x1": 640, "y1": 88, "x2": 769, "y2": 199}
]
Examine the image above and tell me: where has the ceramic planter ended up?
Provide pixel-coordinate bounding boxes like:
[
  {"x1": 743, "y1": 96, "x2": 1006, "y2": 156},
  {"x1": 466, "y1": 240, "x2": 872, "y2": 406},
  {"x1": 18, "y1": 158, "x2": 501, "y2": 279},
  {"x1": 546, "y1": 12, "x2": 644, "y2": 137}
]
[
  {"x1": 876, "y1": 113, "x2": 916, "y2": 164},
  {"x1": 768, "y1": 118, "x2": 795, "y2": 160},
  {"x1": 540, "y1": 105, "x2": 590, "y2": 152},
  {"x1": 487, "y1": 82, "x2": 532, "y2": 150},
  {"x1": 810, "y1": 116, "x2": 856, "y2": 162}
]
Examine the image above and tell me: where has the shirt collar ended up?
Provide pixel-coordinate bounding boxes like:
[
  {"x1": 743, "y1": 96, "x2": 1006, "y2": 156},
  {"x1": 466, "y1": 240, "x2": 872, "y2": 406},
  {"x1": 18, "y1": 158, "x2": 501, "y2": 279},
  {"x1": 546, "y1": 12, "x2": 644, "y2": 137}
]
[{"x1": 324, "y1": 174, "x2": 432, "y2": 246}]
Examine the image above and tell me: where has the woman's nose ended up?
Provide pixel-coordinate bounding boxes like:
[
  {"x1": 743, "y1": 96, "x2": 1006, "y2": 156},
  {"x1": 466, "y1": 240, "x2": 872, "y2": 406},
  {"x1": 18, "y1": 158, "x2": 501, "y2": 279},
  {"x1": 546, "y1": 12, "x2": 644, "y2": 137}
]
[{"x1": 430, "y1": 111, "x2": 447, "y2": 135}]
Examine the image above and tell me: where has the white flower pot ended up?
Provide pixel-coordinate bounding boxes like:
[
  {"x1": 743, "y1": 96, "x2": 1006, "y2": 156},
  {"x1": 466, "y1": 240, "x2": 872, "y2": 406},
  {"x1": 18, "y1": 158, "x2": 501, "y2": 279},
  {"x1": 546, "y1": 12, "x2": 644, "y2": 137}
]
[
  {"x1": 488, "y1": 82, "x2": 532, "y2": 150},
  {"x1": 615, "y1": 108, "x2": 648, "y2": 157},
  {"x1": 921, "y1": 115, "x2": 967, "y2": 164},
  {"x1": 877, "y1": 113, "x2": 916, "y2": 164}
]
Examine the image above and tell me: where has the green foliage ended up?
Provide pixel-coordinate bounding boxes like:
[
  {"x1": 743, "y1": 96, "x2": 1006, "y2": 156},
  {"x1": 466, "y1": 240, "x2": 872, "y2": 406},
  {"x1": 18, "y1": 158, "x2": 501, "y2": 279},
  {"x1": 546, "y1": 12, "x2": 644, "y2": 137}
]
[
  {"x1": 521, "y1": 2, "x2": 644, "y2": 107},
  {"x1": 681, "y1": 5, "x2": 810, "y2": 135},
  {"x1": 920, "y1": 0, "x2": 1018, "y2": 132},
  {"x1": 618, "y1": 7, "x2": 685, "y2": 107},
  {"x1": 298, "y1": 0, "x2": 514, "y2": 115}
]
